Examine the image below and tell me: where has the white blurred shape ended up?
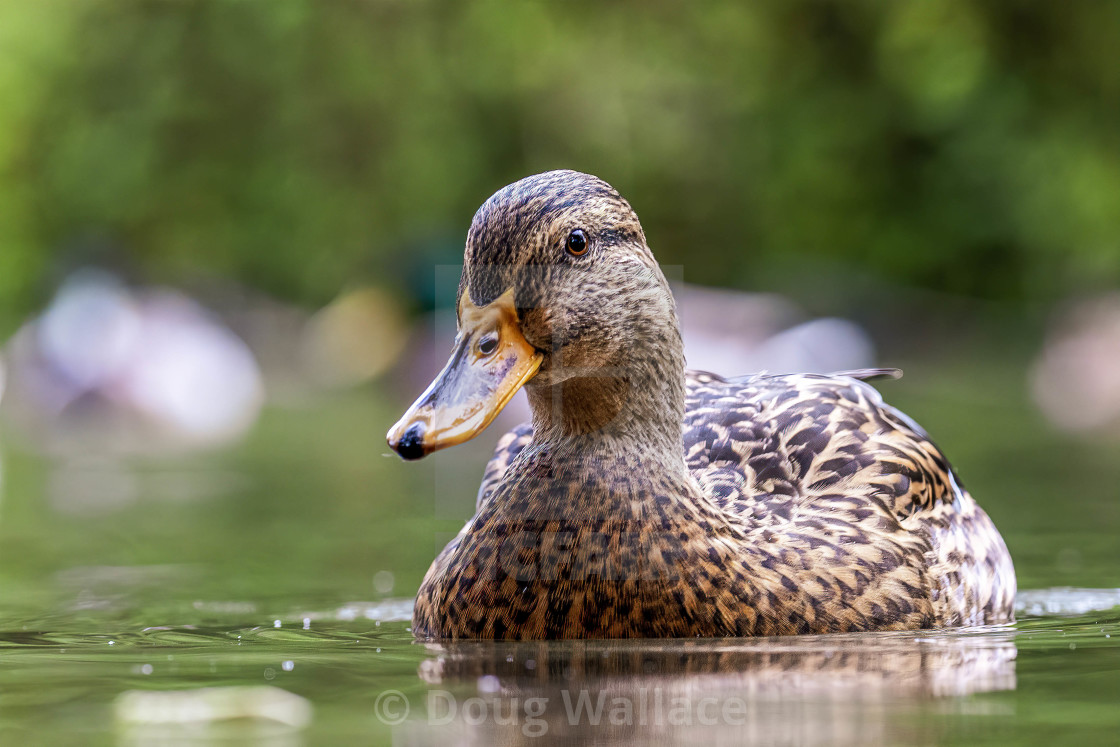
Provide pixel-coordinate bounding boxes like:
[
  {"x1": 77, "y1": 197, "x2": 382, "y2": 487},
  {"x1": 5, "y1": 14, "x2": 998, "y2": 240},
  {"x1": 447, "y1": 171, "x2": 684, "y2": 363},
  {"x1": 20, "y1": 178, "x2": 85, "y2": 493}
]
[
  {"x1": 751, "y1": 317, "x2": 876, "y2": 375},
  {"x1": 1015, "y1": 587, "x2": 1120, "y2": 617},
  {"x1": 120, "y1": 291, "x2": 263, "y2": 440},
  {"x1": 3, "y1": 270, "x2": 265, "y2": 453},
  {"x1": 1030, "y1": 293, "x2": 1120, "y2": 433},
  {"x1": 116, "y1": 686, "x2": 312, "y2": 728},
  {"x1": 37, "y1": 270, "x2": 141, "y2": 391},
  {"x1": 676, "y1": 284, "x2": 875, "y2": 376}
]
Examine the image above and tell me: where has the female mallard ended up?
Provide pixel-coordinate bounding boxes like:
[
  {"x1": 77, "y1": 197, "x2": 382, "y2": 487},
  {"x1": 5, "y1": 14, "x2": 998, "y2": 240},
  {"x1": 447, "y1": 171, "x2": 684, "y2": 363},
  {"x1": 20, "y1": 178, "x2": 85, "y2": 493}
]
[{"x1": 388, "y1": 170, "x2": 1016, "y2": 640}]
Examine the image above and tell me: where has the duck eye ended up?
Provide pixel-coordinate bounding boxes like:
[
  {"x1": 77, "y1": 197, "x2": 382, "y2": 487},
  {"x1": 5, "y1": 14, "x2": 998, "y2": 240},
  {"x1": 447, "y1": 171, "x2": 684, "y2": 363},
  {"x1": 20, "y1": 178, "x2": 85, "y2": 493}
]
[
  {"x1": 565, "y1": 229, "x2": 589, "y2": 257},
  {"x1": 477, "y1": 334, "x2": 499, "y2": 356}
]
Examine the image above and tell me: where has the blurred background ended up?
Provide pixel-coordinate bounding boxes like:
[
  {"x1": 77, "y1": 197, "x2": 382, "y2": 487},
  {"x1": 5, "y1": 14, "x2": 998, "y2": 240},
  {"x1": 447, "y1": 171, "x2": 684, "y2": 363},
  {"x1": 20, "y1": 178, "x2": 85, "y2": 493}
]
[{"x1": 0, "y1": 0, "x2": 1118, "y2": 623}]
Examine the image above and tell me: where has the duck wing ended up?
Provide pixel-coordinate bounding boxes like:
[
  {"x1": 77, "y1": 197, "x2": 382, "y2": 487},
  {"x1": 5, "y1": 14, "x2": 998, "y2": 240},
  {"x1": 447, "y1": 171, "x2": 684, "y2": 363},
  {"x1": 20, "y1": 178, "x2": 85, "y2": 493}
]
[
  {"x1": 683, "y1": 370, "x2": 1015, "y2": 625},
  {"x1": 682, "y1": 370, "x2": 952, "y2": 522}
]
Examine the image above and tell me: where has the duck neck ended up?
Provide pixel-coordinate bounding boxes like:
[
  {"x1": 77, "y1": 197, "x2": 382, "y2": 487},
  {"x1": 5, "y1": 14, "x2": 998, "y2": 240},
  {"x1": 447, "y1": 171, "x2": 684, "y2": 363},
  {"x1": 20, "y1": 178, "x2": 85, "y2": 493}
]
[{"x1": 522, "y1": 299, "x2": 694, "y2": 492}]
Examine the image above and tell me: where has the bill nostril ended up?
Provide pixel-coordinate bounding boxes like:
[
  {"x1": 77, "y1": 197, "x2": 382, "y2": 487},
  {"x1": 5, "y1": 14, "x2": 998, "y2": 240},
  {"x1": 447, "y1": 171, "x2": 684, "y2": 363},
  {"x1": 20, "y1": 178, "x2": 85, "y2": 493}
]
[{"x1": 395, "y1": 424, "x2": 427, "y2": 460}]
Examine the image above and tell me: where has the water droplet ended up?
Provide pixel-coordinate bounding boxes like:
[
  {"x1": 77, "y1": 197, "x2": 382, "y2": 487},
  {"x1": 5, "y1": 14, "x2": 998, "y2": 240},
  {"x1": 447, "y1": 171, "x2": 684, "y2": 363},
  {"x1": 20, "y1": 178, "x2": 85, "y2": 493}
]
[
  {"x1": 274, "y1": 619, "x2": 282, "y2": 628},
  {"x1": 376, "y1": 647, "x2": 381, "y2": 653},
  {"x1": 282, "y1": 660, "x2": 294, "y2": 671},
  {"x1": 108, "y1": 641, "x2": 114, "y2": 646},
  {"x1": 303, "y1": 618, "x2": 311, "y2": 630},
  {"x1": 140, "y1": 664, "x2": 153, "y2": 675}
]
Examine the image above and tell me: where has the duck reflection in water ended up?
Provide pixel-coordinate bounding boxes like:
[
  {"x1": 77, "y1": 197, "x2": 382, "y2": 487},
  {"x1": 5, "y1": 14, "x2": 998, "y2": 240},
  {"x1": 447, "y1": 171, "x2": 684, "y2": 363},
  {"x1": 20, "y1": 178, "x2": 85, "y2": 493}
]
[{"x1": 395, "y1": 632, "x2": 1015, "y2": 746}]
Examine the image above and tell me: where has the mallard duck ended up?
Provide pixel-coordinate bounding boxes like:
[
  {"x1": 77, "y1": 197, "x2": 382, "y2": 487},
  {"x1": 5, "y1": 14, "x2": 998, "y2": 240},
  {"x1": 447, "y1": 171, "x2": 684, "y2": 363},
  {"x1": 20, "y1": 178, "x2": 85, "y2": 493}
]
[{"x1": 388, "y1": 170, "x2": 1016, "y2": 640}]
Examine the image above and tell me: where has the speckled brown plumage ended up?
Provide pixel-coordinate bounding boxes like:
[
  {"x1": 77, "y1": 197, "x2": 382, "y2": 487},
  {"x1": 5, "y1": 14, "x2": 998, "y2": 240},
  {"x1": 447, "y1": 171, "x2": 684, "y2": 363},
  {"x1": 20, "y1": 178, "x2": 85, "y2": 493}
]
[{"x1": 408, "y1": 170, "x2": 1016, "y2": 640}]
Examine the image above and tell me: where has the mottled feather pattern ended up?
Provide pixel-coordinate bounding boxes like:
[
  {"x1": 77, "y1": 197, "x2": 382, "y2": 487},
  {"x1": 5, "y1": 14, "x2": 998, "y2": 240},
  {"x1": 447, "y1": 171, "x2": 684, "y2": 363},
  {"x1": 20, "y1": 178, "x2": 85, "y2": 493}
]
[
  {"x1": 418, "y1": 370, "x2": 1015, "y2": 639},
  {"x1": 682, "y1": 371, "x2": 1015, "y2": 629}
]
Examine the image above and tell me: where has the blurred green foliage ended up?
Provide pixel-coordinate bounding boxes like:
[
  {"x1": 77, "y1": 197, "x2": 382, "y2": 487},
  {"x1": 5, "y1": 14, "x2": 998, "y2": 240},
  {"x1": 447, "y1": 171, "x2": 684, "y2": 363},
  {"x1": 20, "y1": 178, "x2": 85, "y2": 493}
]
[{"x1": 1, "y1": 0, "x2": 1118, "y2": 324}]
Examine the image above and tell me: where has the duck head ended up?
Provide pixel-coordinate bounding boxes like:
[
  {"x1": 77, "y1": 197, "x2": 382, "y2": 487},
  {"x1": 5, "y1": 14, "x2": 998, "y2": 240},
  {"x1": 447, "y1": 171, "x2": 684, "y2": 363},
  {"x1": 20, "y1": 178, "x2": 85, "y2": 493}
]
[{"x1": 388, "y1": 170, "x2": 684, "y2": 460}]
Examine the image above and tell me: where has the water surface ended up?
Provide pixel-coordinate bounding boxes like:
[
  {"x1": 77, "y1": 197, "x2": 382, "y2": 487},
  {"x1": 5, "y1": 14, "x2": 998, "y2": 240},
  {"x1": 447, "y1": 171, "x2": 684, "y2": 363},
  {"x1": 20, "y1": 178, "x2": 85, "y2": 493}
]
[
  {"x1": 0, "y1": 386, "x2": 1117, "y2": 744},
  {"x1": 0, "y1": 593, "x2": 1117, "y2": 745}
]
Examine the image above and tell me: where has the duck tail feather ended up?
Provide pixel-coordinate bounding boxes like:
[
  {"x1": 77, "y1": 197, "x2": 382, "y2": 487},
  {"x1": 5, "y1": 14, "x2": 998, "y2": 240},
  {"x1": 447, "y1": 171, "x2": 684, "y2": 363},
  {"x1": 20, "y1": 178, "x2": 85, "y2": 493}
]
[{"x1": 830, "y1": 367, "x2": 903, "y2": 382}]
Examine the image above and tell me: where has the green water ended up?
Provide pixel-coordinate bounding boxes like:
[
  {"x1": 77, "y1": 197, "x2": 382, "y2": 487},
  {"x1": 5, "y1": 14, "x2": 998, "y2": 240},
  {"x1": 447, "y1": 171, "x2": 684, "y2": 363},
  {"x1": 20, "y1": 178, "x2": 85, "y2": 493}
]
[{"x1": 0, "y1": 348, "x2": 1118, "y2": 745}]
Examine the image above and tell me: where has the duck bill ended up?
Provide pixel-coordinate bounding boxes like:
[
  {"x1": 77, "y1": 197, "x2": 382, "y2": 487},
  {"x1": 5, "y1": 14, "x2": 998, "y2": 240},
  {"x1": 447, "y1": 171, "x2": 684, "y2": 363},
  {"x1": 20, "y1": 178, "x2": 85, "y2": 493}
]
[{"x1": 387, "y1": 289, "x2": 542, "y2": 460}]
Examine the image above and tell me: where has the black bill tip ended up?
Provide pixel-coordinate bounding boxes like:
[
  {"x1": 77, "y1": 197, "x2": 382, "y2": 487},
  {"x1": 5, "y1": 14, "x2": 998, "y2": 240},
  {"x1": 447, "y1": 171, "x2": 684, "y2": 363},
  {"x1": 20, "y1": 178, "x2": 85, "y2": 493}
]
[{"x1": 392, "y1": 423, "x2": 427, "y2": 461}]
